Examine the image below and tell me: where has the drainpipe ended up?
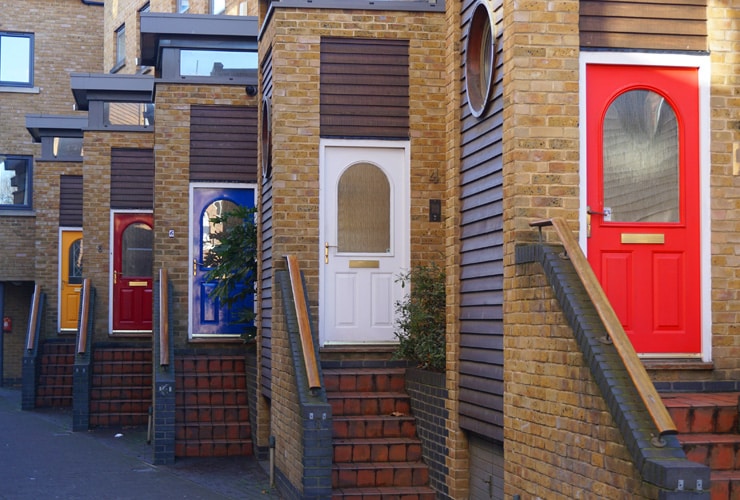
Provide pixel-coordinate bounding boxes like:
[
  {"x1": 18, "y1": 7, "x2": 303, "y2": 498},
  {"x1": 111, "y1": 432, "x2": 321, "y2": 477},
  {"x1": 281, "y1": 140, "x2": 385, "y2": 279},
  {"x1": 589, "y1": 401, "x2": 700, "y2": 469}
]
[
  {"x1": 80, "y1": 0, "x2": 104, "y2": 6},
  {"x1": 269, "y1": 435, "x2": 276, "y2": 487}
]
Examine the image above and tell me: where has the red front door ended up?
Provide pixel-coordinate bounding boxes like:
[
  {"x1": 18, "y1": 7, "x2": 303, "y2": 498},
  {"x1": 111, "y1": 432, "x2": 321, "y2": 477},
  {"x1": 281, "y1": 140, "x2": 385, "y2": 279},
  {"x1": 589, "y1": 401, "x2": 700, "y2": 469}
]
[
  {"x1": 586, "y1": 64, "x2": 701, "y2": 355},
  {"x1": 113, "y1": 213, "x2": 153, "y2": 332}
]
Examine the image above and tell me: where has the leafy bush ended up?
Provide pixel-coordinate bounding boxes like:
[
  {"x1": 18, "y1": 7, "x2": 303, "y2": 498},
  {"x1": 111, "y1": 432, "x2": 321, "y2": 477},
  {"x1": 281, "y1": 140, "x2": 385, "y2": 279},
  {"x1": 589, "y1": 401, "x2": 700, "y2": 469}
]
[
  {"x1": 203, "y1": 205, "x2": 258, "y2": 342},
  {"x1": 393, "y1": 262, "x2": 446, "y2": 372}
]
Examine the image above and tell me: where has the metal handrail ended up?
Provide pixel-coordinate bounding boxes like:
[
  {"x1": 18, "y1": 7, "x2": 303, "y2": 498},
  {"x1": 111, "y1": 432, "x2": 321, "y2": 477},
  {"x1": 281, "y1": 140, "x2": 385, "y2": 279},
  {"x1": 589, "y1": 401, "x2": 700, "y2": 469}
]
[
  {"x1": 77, "y1": 278, "x2": 91, "y2": 355},
  {"x1": 285, "y1": 255, "x2": 321, "y2": 391},
  {"x1": 25, "y1": 285, "x2": 42, "y2": 351},
  {"x1": 531, "y1": 217, "x2": 677, "y2": 438},
  {"x1": 159, "y1": 269, "x2": 170, "y2": 367}
]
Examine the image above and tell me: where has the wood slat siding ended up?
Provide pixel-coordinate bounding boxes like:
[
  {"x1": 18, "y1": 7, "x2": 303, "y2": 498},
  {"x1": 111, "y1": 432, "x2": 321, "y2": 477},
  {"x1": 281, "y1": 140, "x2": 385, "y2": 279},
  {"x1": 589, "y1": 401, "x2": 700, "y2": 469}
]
[
  {"x1": 320, "y1": 37, "x2": 410, "y2": 139},
  {"x1": 59, "y1": 175, "x2": 83, "y2": 227},
  {"x1": 110, "y1": 148, "x2": 154, "y2": 209},
  {"x1": 260, "y1": 50, "x2": 274, "y2": 400},
  {"x1": 458, "y1": 0, "x2": 505, "y2": 443},
  {"x1": 189, "y1": 105, "x2": 258, "y2": 183},
  {"x1": 580, "y1": 0, "x2": 707, "y2": 51}
]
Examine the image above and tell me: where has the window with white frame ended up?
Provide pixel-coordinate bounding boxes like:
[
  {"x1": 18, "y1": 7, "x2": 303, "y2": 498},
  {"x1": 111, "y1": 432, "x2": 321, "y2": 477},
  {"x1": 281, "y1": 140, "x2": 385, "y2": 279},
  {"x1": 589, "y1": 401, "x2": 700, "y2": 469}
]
[
  {"x1": 178, "y1": 0, "x2": 189, "y2": 13},
  {"x1": 211, "y1": 0, "x2": 225, "y2": 14},
  {"x1": 0, "y1": 32, "x2": 33, "y2": 87},
  {"x1": 0, "y1": 155, "x2": 32, "y2": 210},
  {"x1": 115, "y1": 25, "x2": 126, "y2": 69}
]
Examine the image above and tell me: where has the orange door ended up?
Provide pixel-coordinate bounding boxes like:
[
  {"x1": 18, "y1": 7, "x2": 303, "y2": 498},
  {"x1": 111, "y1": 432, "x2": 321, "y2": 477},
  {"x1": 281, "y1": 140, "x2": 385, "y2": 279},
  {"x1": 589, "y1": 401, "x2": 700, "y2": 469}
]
[
  {"x1": 60, "y1": 230, "x2": 83, "y2": 331},
  {"x1": 112, "y1": 213, "x2": 153, "y2": 332},
  {"x1": 586, "y1": 64, "x2": 701, "y2": 355}
]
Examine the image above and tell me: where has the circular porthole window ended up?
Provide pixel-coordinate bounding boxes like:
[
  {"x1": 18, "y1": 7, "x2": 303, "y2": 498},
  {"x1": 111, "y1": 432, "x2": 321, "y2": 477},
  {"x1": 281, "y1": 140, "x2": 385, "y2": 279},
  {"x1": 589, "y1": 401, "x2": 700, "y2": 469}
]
[
  {"x1": 261, "y1": 96, "x2": 272, "y2": 179},
  {"x1": 464, "y1": 0, "x2": 495, "y2": 118}
]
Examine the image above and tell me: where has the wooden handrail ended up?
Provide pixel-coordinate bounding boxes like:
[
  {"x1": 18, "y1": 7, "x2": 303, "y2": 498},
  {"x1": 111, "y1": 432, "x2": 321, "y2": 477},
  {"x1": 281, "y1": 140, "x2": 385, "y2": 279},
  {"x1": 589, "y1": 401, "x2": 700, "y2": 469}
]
[
  {"x1": 159, "y1": 268, "x2": 170, "y2": 367},
  {"x1": 285, "y1": 255, "x2": 321, "y2": 391},
  {"x1": 77, "y1": 278, "x2": 91, "y2": 355},
  {"x1": 531, "y1": 217, "x2": 677, "y2": 438},
  {"x1": 25, "y1": 285, "x2": 42, "y2": 351}
]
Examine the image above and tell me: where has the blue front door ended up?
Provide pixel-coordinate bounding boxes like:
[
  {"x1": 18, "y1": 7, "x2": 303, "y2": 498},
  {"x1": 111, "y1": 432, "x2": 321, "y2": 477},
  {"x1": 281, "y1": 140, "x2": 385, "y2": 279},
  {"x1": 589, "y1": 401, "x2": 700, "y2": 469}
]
[{"x1": 191, "y1": 186, "x2": 255, "y2": 337}]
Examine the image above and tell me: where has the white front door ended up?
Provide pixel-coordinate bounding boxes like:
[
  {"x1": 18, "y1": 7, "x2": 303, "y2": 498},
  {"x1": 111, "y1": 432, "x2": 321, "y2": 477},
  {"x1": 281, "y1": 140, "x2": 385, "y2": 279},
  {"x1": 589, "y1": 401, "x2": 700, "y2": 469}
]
[{"x1": 319, "y1": 140, "x2": 409, "y2": 345}]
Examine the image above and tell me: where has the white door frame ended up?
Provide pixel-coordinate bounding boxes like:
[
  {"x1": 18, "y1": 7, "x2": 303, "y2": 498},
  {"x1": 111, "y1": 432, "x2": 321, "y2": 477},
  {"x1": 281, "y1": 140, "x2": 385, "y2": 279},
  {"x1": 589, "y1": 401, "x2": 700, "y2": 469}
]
[
  {"x1": 579, "y1": 51, "x2": 711, "y2": 361},
  {"x1": 318, "y1": 138, "x2": 410, "y2": 346}
]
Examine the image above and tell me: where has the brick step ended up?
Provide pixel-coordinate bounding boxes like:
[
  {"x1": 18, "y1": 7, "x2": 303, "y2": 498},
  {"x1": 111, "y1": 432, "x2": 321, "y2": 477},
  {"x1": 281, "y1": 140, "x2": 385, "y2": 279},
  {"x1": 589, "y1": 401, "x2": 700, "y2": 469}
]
[
  {"x1": 662, "y1": 392, "x2": 739, "y2": 434},
  {"x1": 91, "y1": 388, "x2": 151, "y2": 399},
  {"x1": 93, "y1": 363, "x2": 151, "y2": 375},
  {"x1": 175, "y1": 440, "x2": 253, "y2": 458},
  {"x1": 35, "y1": 397, "x2": 71, "y2": 407},
  {"x1": 323, "y1": 368, "x2": 406, "y2": 394},
  {"x1": 177, "y1": 376, "x2": 247, "y2": 391},
  {"x1": 328, "y1": 392, "x2": 411, "y2": 417},
  {"x1": 333, "y1": 461, "x2": 429, "y2": 489},
  {"x1": 90, "y1": 400, "x2": 150, "y2": 413},
  {"x1": 91, "y1": 375, "x2": 151, "y2": 387},
  {"x1": 90, "y1": 413, "x2": 149, "y2": 427},
  {"x1": 94, "y1": 349, "x2": 152, "y2": 361},
  {"x1": 709, "y1": 470, "x2": 740, "y2": 499},
  {"x1": 330, "y1": 486, "x2": 436, "y2": 500},
  {"x1": 176, "y1": 357, "x2": 246, "y2": 373},
  {"x1": 176, "y1": 389, "x2": 248, "y2": 407},
  {"x1": 333, "y1": 415, "x2": 417, "y2": 439},
  {"x1": 36, "y1": 385, "x2": 73, "y2": 397},
  {"x1": 175, "y1": 406, "x2": 249, "y2": 423},
  {"x1": 39, "y1": 366, "x2": 73, "y2": 375},
  {"x1": 679, "y1": 433, "x2": 740, "y2": 471},
  {"x1": 333, "y1": 438, "x2": 423, "y2": 463},
  {"x1": 177, "y1": 422, "x2": 252, "y2": 441}
]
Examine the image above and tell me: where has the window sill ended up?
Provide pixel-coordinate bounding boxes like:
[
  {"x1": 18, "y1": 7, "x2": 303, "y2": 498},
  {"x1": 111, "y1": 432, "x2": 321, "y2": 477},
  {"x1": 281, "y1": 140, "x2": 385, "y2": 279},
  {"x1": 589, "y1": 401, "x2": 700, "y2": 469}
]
[
  {"x1": 0, "y1": 86, "x2": 40, "y2": 94},
  {"x1": 0, "y1": 209, "x2": 35, "y2": 217}
]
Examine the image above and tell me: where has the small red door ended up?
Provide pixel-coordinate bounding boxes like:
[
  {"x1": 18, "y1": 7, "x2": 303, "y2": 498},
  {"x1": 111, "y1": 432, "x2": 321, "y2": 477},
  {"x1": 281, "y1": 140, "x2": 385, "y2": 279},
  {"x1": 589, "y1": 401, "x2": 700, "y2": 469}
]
[
  {"x1": 586, "y1": 64, "x2": 701, "y2": 355},
  {"x1": 113, "y1": 213, "x2": 153, "y2": 332}
]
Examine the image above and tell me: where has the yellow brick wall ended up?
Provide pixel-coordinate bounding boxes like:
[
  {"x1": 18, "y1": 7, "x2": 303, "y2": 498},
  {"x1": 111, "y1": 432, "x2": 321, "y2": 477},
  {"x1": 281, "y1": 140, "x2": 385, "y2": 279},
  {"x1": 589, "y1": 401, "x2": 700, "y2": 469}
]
[
  {"x1": 262, "y1": 6, "x2": 448, "y2": 492},
  {"x1": 82, "y1": 131, "x2": 154, "y2": 338},
  {"x1": 0, "y1": 0, "x2": 102, "y2": 282},
  {"x1": 499, "y1": 0, "x2": 662, "y2": 497}
]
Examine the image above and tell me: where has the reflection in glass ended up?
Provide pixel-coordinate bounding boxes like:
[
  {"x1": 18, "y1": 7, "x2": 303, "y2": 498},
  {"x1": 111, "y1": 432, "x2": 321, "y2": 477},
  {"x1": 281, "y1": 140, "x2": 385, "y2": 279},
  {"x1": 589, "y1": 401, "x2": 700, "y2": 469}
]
[
  {"x1": 202, "y1": 199, "x2": 239, "y2": 264},
  {"x1": 53, "y1": 137, "x2": 84, "y2": 158},
  {"x1": 0, "y1": 156, "x2": 30, "y2": 206},
  {"x1": 602, "y1": 89, "x2": 679, "y2": 222},
  {"x1": 69, "y1": 239, "x2": 83, "y2": 285},
  {"x1": 104, "y1": 102, "x2": 154, "y2": 127},
  {"x1": 337, "y1": 163, "x2": 390, "y2": 253},
  {"x1": 180, "y1": 50, "x2": 257, "y2": 78},
  {"x1": 0, "y1": 35, "x2": 31, "y2": 84},
  {"x1": 122, "y1": 223, "x2": 152, "y2": 277}
]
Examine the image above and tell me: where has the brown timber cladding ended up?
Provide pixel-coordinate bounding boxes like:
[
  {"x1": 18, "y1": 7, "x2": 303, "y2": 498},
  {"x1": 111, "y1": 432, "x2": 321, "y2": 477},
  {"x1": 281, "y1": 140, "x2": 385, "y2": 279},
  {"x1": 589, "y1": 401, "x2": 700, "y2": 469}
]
[
  {"x1": 59, "y1": 175, "x2": 83, "y2": 227},
  {"x1": 320, "y1": 37, "x2": 410, "y2": 139},
  {"x1": 458, "y1": 0, "x2": 505, "y2": 442},
  {"x1": 580, "y1": 0, "x2": 708, "y2": 51},
  {"x1": 260, "y1": 49, "x2": 275, "y2": 400},
  {"x1": 189, "y1": 105, "x2": 258, "y2": 182},
  {"x1": 110, "y1": 148, "x2": 155, "y2": 209}
]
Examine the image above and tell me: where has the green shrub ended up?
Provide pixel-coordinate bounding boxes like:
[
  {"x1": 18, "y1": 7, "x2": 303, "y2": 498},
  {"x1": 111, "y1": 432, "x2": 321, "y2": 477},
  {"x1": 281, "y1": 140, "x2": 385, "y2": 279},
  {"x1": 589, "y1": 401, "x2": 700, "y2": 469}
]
[
  {"x1": 203, "y1": 205, "x2": 258, "y2": 342},
  {"x1": 393, "y1": 262, "x2": 446, "y2": 372}
]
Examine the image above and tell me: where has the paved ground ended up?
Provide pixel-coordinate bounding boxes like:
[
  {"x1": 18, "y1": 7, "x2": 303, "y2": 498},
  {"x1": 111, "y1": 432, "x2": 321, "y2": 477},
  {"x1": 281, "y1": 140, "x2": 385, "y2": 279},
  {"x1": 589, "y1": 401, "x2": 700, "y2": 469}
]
[{"x1": 0, "y1": 387, "x2": 282, "y2": 499}]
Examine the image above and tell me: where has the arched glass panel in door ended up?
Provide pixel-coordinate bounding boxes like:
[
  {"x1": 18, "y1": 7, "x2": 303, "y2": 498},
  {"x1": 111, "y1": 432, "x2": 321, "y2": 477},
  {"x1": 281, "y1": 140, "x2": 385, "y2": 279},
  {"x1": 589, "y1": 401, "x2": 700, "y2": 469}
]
[
  {"x1": 68, "y1": 238, "x2": 83, "y2": 285},
  {"x1": 201, "y1": 199, "x2": 240, "y2": 265},
  {"x1": 602, "y1": 89, "x2": 679, "y2": 223},
  {"x1": 122, "y1": 223, "x2": 153, "y2": 277},
  {"x1": 337, "y1": 162, "x2": 390, "y2": 253}
]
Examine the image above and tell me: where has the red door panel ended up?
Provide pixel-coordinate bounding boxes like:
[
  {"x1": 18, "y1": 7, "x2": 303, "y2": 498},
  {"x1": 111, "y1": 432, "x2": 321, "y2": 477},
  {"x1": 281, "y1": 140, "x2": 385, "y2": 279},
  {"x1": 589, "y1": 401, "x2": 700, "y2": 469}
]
[
  {"x1": 113, "y1": 213, "x2": 153, "y2": 332},
  {"x1": 586, "y1": 64, "x2": 700, "y2": 355}
]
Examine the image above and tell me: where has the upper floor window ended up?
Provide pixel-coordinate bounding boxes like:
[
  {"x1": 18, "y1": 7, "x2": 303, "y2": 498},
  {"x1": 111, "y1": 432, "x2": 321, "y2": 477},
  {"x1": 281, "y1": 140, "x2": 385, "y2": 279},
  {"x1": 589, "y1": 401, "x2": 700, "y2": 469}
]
[
  {"x1": 180, "y1": 50, "x2": 257, "y2": 77},
  {"x1": 0, "y1": 155, "x2": 32, "y2": 210},
  {"x1": 139, "y1": 3, "x2": 150, "y2": 13},
  {"x1": 0, "y1": 32, "x2": 33, "y2": 87},
  {"x1": 115, "y1": 25, "x2": 126, "y2": 69},
  {"x1": 211, "y1": 0, "x2": 225, "y2": 14},
  {"x1": 178, "y1": 0, "x2": 189, "y2": 13}
]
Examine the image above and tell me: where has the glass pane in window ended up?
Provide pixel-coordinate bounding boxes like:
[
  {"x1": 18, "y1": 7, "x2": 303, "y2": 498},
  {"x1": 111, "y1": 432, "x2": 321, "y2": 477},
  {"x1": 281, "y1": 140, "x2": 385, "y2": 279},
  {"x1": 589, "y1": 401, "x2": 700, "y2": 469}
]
[
  {"x1": 116, "y1": 26, "x2": 125, "y2": 65},
  {"x1": 104, "y1": 102, "x2": 154, "y2": 126},
  {"x1": 337, "y1": 163, "x2": 390, "y2": 253},
  {"x1": 122, "y1": 223, "x2": 152, "y2": 277},
  {"x1": 212, "y1": 0, "x2": 225, "y2": 14},
  {"x1": 0, "y1": 35, "x2": 30, "y2": 84},
  {"x1": 0, "y1": 156, "x2": 30, "y2": 207},
  {"x1": 602, "y1": 89, "x2": 679, "y2": 223},
  {"x1": 53, "y1": 137, "x2": 84, "y2": 158},
  {"x1": 178, "y1": 0, "x2": 189, "y2": 12},
  {"x1": 180, "y1": 50, "x2": 257, "y2": 77},
  {"x1": 69, "y1": 239, "x2": 83, "y2": 285},
  {"x1": 202, "y1": 199, "x2": 240, "y2": 265}
]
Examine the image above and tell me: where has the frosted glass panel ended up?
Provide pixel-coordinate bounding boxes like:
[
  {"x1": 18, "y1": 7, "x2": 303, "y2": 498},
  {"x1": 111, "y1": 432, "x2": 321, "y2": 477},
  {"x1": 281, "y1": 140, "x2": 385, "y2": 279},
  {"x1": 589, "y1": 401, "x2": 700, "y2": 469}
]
[
  {"x1": 603, "y1": 90, "x2": 679, "y2": 222},
  {"x1": 338, "y1": 163, "x2": 390, "y2": 253}
]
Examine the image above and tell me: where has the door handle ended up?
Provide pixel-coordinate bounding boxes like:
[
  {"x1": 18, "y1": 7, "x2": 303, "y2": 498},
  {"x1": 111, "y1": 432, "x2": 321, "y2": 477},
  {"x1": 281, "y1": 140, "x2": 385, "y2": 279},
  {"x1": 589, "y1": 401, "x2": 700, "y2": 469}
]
[
  {"x1": 586, "y1": 206, "x2": 608, "y2": 238},
  {"x1": 193, "y1": 259, "x2": 197, "y2": 276},
  {"x1": 113, "y1": 270, "x2": 118, "y2": 284},
  {"x1": 324, "y1": 242, "x2": 337, "y2": 264}
]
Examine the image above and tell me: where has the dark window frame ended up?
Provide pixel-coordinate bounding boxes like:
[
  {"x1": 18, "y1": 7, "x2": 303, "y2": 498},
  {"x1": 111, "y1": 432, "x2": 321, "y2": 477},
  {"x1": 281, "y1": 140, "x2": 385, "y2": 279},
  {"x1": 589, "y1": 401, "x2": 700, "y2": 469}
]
[
  {"x1": 113, "y1": 24, "x2": 126, "y2": 73},
  {"x1": 0, "y1": 32, "x2": 34, "y2": 88}
]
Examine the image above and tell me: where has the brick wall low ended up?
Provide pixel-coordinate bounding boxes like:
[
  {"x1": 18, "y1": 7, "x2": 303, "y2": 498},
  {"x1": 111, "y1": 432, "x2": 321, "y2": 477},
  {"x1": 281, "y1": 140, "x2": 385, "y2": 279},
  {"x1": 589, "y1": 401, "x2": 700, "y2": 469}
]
[
  {"x1": 2, "y1": 282, "x2": 35, "y2": 385},
  {"x1": 405, "y1": 367, "x2": 451, "y2": 500}
]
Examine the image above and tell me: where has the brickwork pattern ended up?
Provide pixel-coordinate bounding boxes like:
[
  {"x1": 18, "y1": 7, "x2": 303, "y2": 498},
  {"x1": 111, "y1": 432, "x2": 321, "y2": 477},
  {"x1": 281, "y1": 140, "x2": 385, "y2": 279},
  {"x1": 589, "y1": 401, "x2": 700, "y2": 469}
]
[
  {"x1": 0, "y1": 0, "x2": 102, "y2": 281},
  {"x1": 3, "y1": 282, "x2": 34, "y2": 383},
  {"x1": 263, "y1": 7, "x2": 448, "y2": 494}
]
